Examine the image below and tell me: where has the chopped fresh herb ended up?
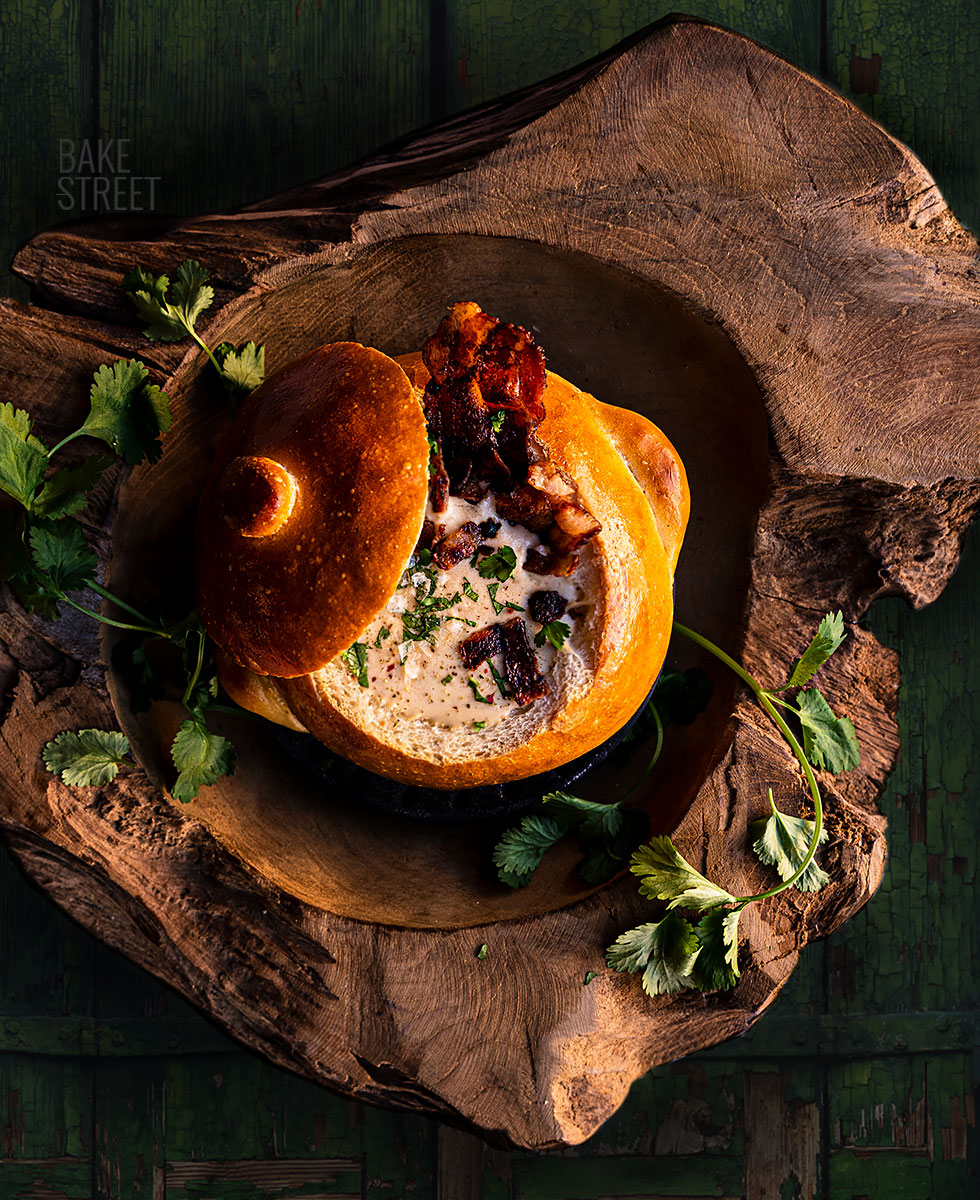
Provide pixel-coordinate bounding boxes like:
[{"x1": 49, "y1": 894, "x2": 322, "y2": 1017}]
[
  {"x1": 374, "y1": 625, "x2": 390, "y2": 648},
  {"x1": 488, "y1": 662, "x2": 510, "y2": 698},
  {"x1": 468, "y1": 677, "x2": 492, "y2": 704},
  {"x1": 534, "y1": 620, "x2": 570, "y2": 649},
  {"x1": 476, "y1": 943, "x2": 488, "y2": 960},
  {"x1": 440, "y1": 673, "x2": 454, "y2": 685},
  {"x1": 490, "y1": 410, "x2": 506, "y2": 433},
  {"x1": 463, "y1": 578, "x2": 479, "y2": 601},
  {"x1": 487, "y1": 581, "x2": 524, "y2": 615},
  {"x1": 401, "y1": 609, "x2": 442, "y2": 644},
  {"x1": 340, "y1": 642, "x2": 370, "y2": 687},
  {"x1": 584, "y1": 970, "x2": 597, "y2": 986},
  {"x1": 477, "y1": 546, "x2": 517, "y2": 582},
  {"x1": 417, "y1": 547, "x2": 433, "y2": 566},
  {"x1": 473, "y1": 720, "x2": 487, "y2": 731},
  {"x1": 43, "y1": 729, "x2": 134, "y2": 788},
  {"x1": 445, "y1": 615, "x2": 478, "y2": 627}
]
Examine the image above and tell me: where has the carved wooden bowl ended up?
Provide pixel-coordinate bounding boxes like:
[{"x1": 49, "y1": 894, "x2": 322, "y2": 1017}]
[{"x1": 1, "y1": 19, "x2": 979, "y2": 1148}]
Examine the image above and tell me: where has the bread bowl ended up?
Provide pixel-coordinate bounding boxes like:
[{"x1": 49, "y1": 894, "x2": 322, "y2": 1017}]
[{"x1": 195, "y1": 303, "x2": 689, "y2": 789}]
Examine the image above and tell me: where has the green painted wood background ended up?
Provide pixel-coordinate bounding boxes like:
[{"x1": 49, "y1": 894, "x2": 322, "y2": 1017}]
[{"x1": 1, "y1": 1, "x2": 977, "y2": 1195}]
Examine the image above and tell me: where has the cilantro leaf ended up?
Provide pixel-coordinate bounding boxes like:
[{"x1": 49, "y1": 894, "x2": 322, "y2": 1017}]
[
  {"x1": 606, "y1": 911, "x2": 700, "y2": 996},
  {"x1": 485, "y1": 582, "x2": 522, "y2": 615},
  {"x1": 630, "y1": 836, "x2": 735, "y2": 911},
  {"x1": 340, "y1": 642, "x2": 369, "y2": 687},
  {"x1": 462, "y1": 578, "x2": 479, "y2": 602},
  {"x1": 76, "y1": 360, "x2": 171, "y2": 465},
  {"x1": 122, "y1": 260, "x2": 214, "y2": 342},
  {"x1": 0, "y1": 402, "x2": 48, "y2": 508},
  {"x1": 542, "y1": 791, "x2": 625, "y2": 841},
  {"x1": 0, "y1": 508, "x2": 31, "y2": 583},
  {"x1": 171, "y1": 259, "x2": 214, "y2": 328},
  {"x1": 477, "y1": 546, "x2": 517, "y2": 582},
  {"x1": 490, "y1": 410, "x2": 506, "y2": 433},
  {"x1": 122, "y1": 267, "x2": 186, "y2": 341},
  {"x1": 215, "y1": 340, "x2": 265, "y2": 399},
  {"x1": 750, "y1": 790, "x2": 830, "y2": 892},
  {"x1": 534, "y1": 620, "x2": 570, "y2": 649},
  {"x1": 795, "y1": 687, "x2": 860, "y2": 773},
  {"x1": 690, "y1": 907, "x2": 742, "y2": 992},
  {"x1": 493, "y1": 814, "x2": 565, "y2": 887},
  {"x1": 33, "y1": 455, "x2": 112, "y2": 519},
  {"x1": 43, "y1": 729, "x2": 132, "y2": 787},
  {"x1": 170, "y1": 717, "x2": 236, "y2": 802},
  {"x1": 786, "y1": 611, "x2": 846, "y2": 688},
  {"x1": 28, "y1": 519, "x2": 97, "y2": 594},
  {"x1": 542, "y1": 793, "x2": 650, "y2": 884},
  {"x1": 652, "y1": 667, "x2": 713, "y2": 726}
]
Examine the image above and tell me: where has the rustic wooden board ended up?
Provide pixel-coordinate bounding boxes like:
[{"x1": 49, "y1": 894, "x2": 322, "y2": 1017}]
[{"x1": 0, "y1": 7, "x2": 974, "y2": 1171}]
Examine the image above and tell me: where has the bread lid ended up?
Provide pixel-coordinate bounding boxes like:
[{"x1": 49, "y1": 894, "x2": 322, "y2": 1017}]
[{"x1": 195, "y1": 342, "x2": 429, "y2": 678}]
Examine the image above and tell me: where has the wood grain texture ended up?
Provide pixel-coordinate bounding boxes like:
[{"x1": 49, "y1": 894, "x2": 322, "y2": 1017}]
[{"x1": 1, "y1": 11, "x2": 978, "y2": 1161}]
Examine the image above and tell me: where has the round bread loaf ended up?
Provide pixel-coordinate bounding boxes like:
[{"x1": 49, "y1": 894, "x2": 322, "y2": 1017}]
[{"x1": 196, "y1": 317, "x2": 689, "y2": 790}]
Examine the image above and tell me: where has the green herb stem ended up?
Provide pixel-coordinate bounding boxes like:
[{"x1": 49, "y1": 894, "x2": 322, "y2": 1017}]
[
  {"x1": 45, "y1": 430, "x2": 84, "y2": 459},
  {"x1": 87, "y1": 580, "x2": 160, "y2": 627},
  {"x1": 189, "y1": 328, "x2": 223, "y2": 376},
  {"x1": 62, "y1": 595, "x2": 169, "y2": 638},
  {"x1": 622, "y1": 702, "x2": 664, "y2": 802},
  {"x1": 181, "y1": 629, "x2": 206, "y2": 709},
  {"x1": 671, "y1": 620, "x2": 824, "y2": 905}
]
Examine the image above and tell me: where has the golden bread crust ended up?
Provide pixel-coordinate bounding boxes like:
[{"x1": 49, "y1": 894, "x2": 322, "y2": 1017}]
[
  {"x1": 196, "y1": 342, "x2": 429, "y2": 677},
  {"x1": 275, "y1": 362, "x2": 684, "y2": 788}
]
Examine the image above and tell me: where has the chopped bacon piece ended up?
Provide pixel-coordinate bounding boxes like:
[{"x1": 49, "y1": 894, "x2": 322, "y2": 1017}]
[
  {"x1": 431, "y1": 521, "x2": 481, "y2": 570},
  {"x1": 524, "y1": 546, "x2": 580, "y2": 578},
  {"x1": 493, "y1": 484, "x2": 553, "y2": 530},
  {"x1": 500, "y1": 617, "x2": 549, "y2": 706},
  {"x1": 529, "y1": 590, "x2": 568, "y2": 625},
  {"x1": 549, "y1": 500, "x2": 602, "y2": 554},
  {"x1": 422, "y1": 302, "x2": 602, "y2": 575},
  {"x1": 458, "y1": 625, "x2": 503, "y2": 670},
  {"x1": 414, "y1": 519, "x2": 435, "y2": 557}
]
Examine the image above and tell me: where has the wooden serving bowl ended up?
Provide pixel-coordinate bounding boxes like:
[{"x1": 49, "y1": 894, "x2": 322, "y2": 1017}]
[{"x1": 2, "y1": 18, "x2": 979, "y2": 1147}]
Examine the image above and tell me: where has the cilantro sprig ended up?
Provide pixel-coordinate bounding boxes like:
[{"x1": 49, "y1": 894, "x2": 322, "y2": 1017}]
[
  {"x1": 606, "y1": 613, "x2": 857, "y2": 996},
  {"x1": 123, "y1": 259, "x2": 265, "y2": 404},
  {"x1": 493, "y1": 613, "x2": 858, "y2": 998},
  {"x1": 0, "y1": 258, "x2": 267, "y2": 802}
]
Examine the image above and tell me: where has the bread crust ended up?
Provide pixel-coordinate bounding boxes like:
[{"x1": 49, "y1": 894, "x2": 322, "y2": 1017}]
[
  {"x1": 275, "y1": 360, "x2": 687, "y2": 788},
  {"x1": 196, "y1": 342, "x2": 429, "y2": 677}
]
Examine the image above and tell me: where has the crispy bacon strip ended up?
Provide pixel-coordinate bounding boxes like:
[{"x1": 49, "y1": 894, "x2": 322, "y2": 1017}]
[
  {"x1": 422, "y1": 302, "x2": 602, "y2": 576},
  {"x1": 500, "y1": 617, "x2": 549, "y2": 706},
  {"x1": 431, "y1": 521, "x2": 481, "y2": 570},
  {"x1": 458, "y1": 625, "x2": 503, "y2": 670}
]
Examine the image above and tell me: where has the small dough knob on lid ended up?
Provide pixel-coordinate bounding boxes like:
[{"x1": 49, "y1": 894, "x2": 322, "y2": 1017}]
[{"x1": 217, "y1": 455, "x2": 297, "y2": 538}]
